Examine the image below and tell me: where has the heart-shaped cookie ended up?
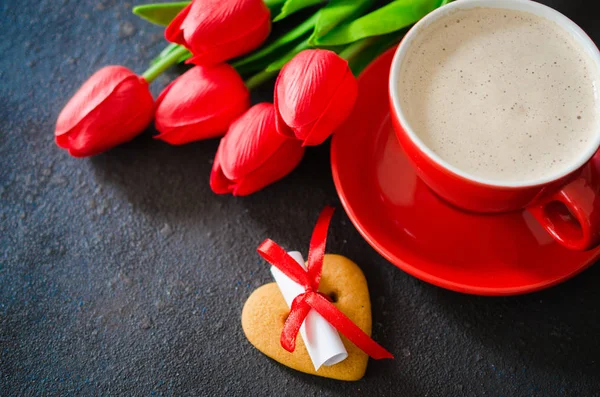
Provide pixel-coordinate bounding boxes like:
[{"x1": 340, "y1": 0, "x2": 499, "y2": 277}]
[{"x1": 241, "y1": 254, "x2": 371, "y2": 381}]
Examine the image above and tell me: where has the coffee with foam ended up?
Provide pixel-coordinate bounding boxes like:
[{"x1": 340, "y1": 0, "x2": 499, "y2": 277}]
[{"x1": 398, "y1": 7, "x2": 599, "y2": 184}]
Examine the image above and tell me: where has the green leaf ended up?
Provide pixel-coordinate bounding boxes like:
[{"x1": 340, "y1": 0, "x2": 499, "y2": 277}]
[
  {"x1": 132, "y1": 2, "x2": 190, "y2": 26},
  {"x1": 308, "y1": 0, "x2": 374, "y2": 44},
  {"x1": 314, "y1": 0, "x2": 441, "y2": 46},
  {"x1": 232, "y1": 12, "x2": 319, "y2": 73},
  {"x1": 273, "y1": 0, "x2": 325, "y2": 22}
]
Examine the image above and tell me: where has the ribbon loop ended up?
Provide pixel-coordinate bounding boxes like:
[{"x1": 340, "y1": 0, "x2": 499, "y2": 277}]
[
  {"x1": 257, "y1": 239, "x2": 312, "y2": 289},
  {"x1": 306, "y1": 206, "x2": 335, "y2": 291},
  {"x1": 257, "y1": 207, "x2": 394, "y2": 361},
  {"x1": 280, "y1": 293, "x2": 311, "y2": 352}
]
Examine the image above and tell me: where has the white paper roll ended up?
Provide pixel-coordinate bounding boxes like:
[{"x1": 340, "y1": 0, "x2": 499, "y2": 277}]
[{"x1": 270, "y1": 251, "x2": 348, "y2": 370}]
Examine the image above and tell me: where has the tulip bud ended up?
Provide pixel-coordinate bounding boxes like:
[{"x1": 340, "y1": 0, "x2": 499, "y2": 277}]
[
  {"x1": 154, "y1": 64, "x2": 250, "y2": 144},
  {"x1": 166, "y1": 0, "x2": 271, "y2": 66},
  {"x1": 274, "y1": 49, "x2": 358, "y2": 146},
  {"x1": 210, "y1": 103, "x2": 305, "y2": 196},
  {"x1": 55, "y1": 66, "x2": 154, "y2": 157}
]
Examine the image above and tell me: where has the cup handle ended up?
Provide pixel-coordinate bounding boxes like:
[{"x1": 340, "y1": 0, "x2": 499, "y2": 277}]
[{"x1": 528, "y1": 176, "x2": 600, "y2": 251}]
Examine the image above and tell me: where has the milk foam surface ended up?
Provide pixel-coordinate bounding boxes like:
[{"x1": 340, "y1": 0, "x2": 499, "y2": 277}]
[{"x1": 398, "y1": 7, "x2": 599, "y2": 183}]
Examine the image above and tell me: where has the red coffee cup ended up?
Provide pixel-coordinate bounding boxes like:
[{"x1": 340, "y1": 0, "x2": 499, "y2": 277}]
[{"x1": 389, "y1": 0, "x2": 600, "y2": 250}]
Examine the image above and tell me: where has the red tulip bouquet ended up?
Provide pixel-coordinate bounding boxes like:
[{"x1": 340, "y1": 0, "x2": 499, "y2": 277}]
[{"x1": 56, "y1": 0, "x2": 451, "y2": 195}]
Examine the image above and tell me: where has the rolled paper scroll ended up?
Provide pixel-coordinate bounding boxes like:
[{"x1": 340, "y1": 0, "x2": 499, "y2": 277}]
[{"x1": 270, "y1": 251, "x2": 348, "y2": 370}]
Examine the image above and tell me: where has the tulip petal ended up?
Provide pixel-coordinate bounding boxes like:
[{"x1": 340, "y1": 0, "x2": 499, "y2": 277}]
[
  {"x1": 274, "y1": 49, "x2": 358, "y2": 146},
  {"x1": 56, "y1": 66, "x2": 138, "y2": 137},
  {"x1": 275, "y1": 50, "x2": 348, "y2": 131},
  {"x1": 232, "y1": 137, "x2": 304, "y2": 196},
  {"x1": 273, "y1": 73, "x2": 296, "y2": 140},
  {"x1": 210, "y1": 103, "x2": 305, "y2": 196},
  {"x1": 210, "y1": 145, "x2": 234, "y2": 194},
  {"x1": 167, "y1": 0, "x2": 271, "y2": 65},
  {"x1": 186, "y1": 12, "x2": 271, "y2": 65},
  {"x1": 297, "y1": 68, "x2": 358, "y2": 146},
  {"x1": 154, "y1": 64, "x2": 250, "y2": 144},
  {"x1": 56, "y1": 74, "x2": 154, "y2": 157},
  {"x1": 155, "y1": 65, "x2": 248, "y2": 128},
  {"x1": 219, "y1": 103, "x2": 287, "y2": 181},
  {"x1": 164, "y1": 2, "x2": 192, "y2": 45}
]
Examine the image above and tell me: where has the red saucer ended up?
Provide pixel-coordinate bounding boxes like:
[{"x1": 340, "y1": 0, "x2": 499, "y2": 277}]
[{"x1": 331, "y1": 48, "x2": 600, "y2": 296}]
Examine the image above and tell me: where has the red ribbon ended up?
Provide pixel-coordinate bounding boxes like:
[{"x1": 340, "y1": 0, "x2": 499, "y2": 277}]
[{"x1": 257, "y1": 206, "x2": 394, "y2": 360}]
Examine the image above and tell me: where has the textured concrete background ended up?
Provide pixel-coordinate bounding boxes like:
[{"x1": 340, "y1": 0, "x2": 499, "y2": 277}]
[{"x1": 1, "y1": 0, "x2": 599, "y2": 395}]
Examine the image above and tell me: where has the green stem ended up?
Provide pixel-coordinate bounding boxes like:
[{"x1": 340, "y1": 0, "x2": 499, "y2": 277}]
[
  {"x1": 244, "y1": 69, "x2": 279, "y2": 90},
  {"x1": 264, "y1": 39, "x2": 310, "y2": 73},
  {"x1": 142, "y1": 45, "x2": 190, "y2": 83}
]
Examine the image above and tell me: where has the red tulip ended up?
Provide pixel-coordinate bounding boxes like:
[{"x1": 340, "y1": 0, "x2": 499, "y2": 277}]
[
  {"x1": 154, "y1": 64, "x2": 249, "y2": 144},
  {"x1": 166, "y1": 0, "x2": 271, "y2": 66},
  {"x1": 210, "y1": 103, "x2": 305, "y2": 196},
  {"x1": 55, "y1": 66, "x2": 154, "y2": 157},
  {"x1": 274, "y1": 49, "x2": 358, "y2": 146}
]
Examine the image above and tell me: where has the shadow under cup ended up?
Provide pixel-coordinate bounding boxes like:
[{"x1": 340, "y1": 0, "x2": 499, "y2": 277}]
[{"x1": 388, "y1": 0, "x2": 600, "y2": 251}]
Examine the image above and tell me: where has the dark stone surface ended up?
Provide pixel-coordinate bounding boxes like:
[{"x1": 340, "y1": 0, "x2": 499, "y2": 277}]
[{"x1": 1, "y1": 0, "x2": 599, "y2": 395}]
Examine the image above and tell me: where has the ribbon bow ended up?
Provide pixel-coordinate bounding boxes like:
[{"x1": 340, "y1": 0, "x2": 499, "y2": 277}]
[{"x1": 257, "y1": 206, "x2": 393, "y2": 360}]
